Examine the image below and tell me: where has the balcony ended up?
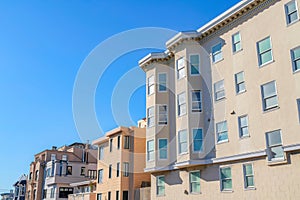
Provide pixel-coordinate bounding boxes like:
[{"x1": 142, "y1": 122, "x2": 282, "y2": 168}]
[{"x1": 68, "y1": 193, "x2": 96, "y2": 200}]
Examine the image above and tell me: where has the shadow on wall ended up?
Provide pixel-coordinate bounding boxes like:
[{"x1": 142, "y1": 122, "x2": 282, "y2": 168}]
[
  {"x1": 200, "y1": 165, "x2": 219, "y2": 182},
  {"x1": 165, "y1": 170, "x2": 183, "y2": 185}
]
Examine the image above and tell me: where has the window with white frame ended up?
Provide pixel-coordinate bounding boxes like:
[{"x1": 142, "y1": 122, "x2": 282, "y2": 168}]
[
  {"x1": 297, "y1": 99, "x2": 300, "y2": 123},
  {"x1": 177, "y1": 57, "x2": 186, "y2": 79},
  {"x1": 159, "y1": 139, "x2": 168, "y2": 159},
  {"x1": 190, "y1": 55, "x2": 200, "y2": 75},
  {"x1": 285, "y1": 1, "x2": 299, "y2": 25},
  {"x1": 243, "y1": 163, "x2": 255, "y2": 188},
  {"x1": 98, "y1": 169, "x2": 103, "y2": 183},
  {"x1": 193, "y1": 129, "x2": 203, "y2": 152},
  {"x1": 177, "y1": 92, "x2": 186, "y2": 116},
  {"x1": 147, "y1": 106, "x2": 155, "y2": 127},
  {"x1": 158, "y1": 105, "x2": 168, "y2": 125},
  {"x1": 50, "y1": 188, "x2": 55, "y2": 198},
  {"x1": 158, "y1": 73, "x2": 167, "y2": 92},
  {"x1": 156, "y1": 176, "x2": 165, "y2": 196},
  {"x1": 99, "y1": 146, "x2": 104, "y2": 160},
  {"x1": 214, "y1": 80, "x2": 225, "y2": 101},
  {"x1": 216, "y1": 121, "x2": 228, "y2": 143},
  {"x1": 178, "y1": 130, "x2": 188, "y2": 154},
  {"x1": 97, "y1": 193, "x2": 102, "y2": 200},
  {"x1": 235, "y1": 71, "x2": 246, "y2": 94},
  {"x1": 212, "y1": 43, "x2": 223, "y2": 63},
  {"x1": 191, "y1": 90, "x2": 202, "y2": 112},
  {"x1": 261, "y1": 81, "x2": 278, "y2": 111},
  {"x1": 147, "y1": 75, "x2": 155, "y2": 95},
  {"x1": 62, "y1": 155, "x2": 67, "y2": 161},
  {"x1": 266, "y1": 130, "x2": 284, "y2": 161},
  {"x1": 238, "y1": 115, "x2": 249, "y2": 138},
  {"x1": 190, "y1": 171, "x2": 200, "y2": 193},
  {"x1": 232, "y1": 32, "x2": 242, "y2": 53},
  {"x1": 123, "y1": 162, "x2": 129, "y2": 177},
  {"x1": 257, "y1": 37, "x2": 273, "y2": 66},
  {"x1": 291, "y1": 47, "x2": 300, "y2": 72},
  {"x1": 220, "y1": 167, "x2": 232, "y2": 191},
  {"x1": 51, "y1": 154, "x2": 56, "y2": 161},
  {"x1": 147, "y1": 140, "x2": 154, "y2": 161}
]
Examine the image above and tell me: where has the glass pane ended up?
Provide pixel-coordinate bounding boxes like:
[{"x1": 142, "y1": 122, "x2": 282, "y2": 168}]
[
  {"x1": 237, "y1": 83, "x2": 246, "y2": 92},
  {"x1": 265, "y1": 96, "x2": 278, "y2": 109},
  {"x1": 234, "y1": 42, "x2": 242, "y2": 52},
  {"x1": 158, "y1": 176, "x2": 165, "y2": 185},
  {"x1": 212, "y1": 43, "x2": 222, "y2": 53},
  {"x1": 222, "y1": 180, "x2": 232, "y2": 190},
  {"x1": 193, "y1": 141, "x2": 203, "y2": 152},
  {"x1": 286, "y1": 2, "x2": 297, "y2": 13},
  {"x1": 244, "y1": 164, "x2": 253, "y2": 175},
  {"x1": 179, "y1": 131, "x2": 187, "y2": 142},
  {"x1": 218, "y1": 132, "x2": 228, "y2": 142},
  {"x1": 217, "y1": 121, "x2": 227, "y2": 132},
  {"x1": 240, "y1": 116, "x2": 248, "y2": 127},
  {"x1": 216, "y1": 91, "x2": 225, "y2": 100},
  {"x1": 180, "y1": 104, "x2": 186, "y2": 115},
  {"x1": 190, "y1": 55, "x2": 199, "y2": 64},
  {"x1": 263, "y1": 82, "x2": 276, "y2": 97},
  {"x1": 148, "y1": 76, "x2": 154, "y2": 84},
  {"x1": 159, "y1": 74, "x2": 166, "y2": 82},
  {"x1": 178, "y1": 93, "x2": 186, "y2": 104},
  {"x1": 191, "y1": 183, "x2": 200, "y2": 193},
  {"x1": 214, "y1": 52, "x2": 223, "y2": 62},
  {"x1": 180, "y1": 142, "x2": 188, "y2": 153},
  {"x1": 191, "y1": 65, "x2": 199, "y2": 74},
  {"x1": 148, "y1": 140, "x2": 154, "y2": 151},
  {"x1": 159, "y1": 149, "x2": 167, "y2": 159},
  {"x1": 241, "y1": 127, "x2": 249, "y2": 136},
  {"x1": 289, "y1": 12, "x2": 299, "y2": 23},
  {"x1": 193, "y1": 129, "x2": 203, "y2": 139},
  {"x1": 159, "y1": 115, "x2": 167, "y2": 123},
  {"x1": 233, "y1": 33, "x2": 240, "y2": 43},
  {"x1": 267, "y1": 130, "x2": 282, "y2": 146},
  {"x1": 260, "y1": 50, "x2": 273, "y2": 64},
  {"x1": 159, "y1": 84, "x2": 166, "y2": 91},
  {"x1": 177, "y1": 58, "x2": 185, "y2": 69},
  {"x1": 236, "y1": 72, "x2": 244, "y2": 83},
  {"x1": 215, "y1": 80, "x2": 224, "y2": 91},
  {"x1": 192, "y1": 102, "x2": 201, "y2": 111},
  {"x1": 192, "y1": 91, "x2": 201, "y2": 101},
  {"x1": 190, "y1": 171, "x2": 200, "y2": 182},
  {"x1": 148, "y1": 107, "x2": 154, "y2": 116},
  {"x1": 159, "y1": 106, "x2": 167, "y2": 113},
  {"x1": 158, "y1": 187, "x2": 165, "y2": 195},
  {"x1": 159, "y1": 139, "x2": 167, "y2": 149},
  {"x1": 246, "y1": 176, "x2": 254, "y2": 187},
  {"x1": 178, "y1": 68, "x2": 186, "y2": 79},
  {"x1": 295, "y1": 60, "x2": 300, "y2": 71},
  {"x1": 258, "y1": 37, "x2": 271, "y2": 53},
  {"x1": 270, "y1": 146, "x2": 284, "y2": 159},
  {"x1": 293, "y1": 48, "x2": 300, "y2": 59}
]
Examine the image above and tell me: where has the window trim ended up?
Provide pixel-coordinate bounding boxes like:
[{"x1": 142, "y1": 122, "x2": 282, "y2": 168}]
[
  {"x1": 238, "y1": 115, "x2": 249, "y2": 138},
  {"x1": 158, "y1": 73, "x2": 167, "y2": 92},
  {"x1": 285, "y1": 0, "x2": 299, "y2": 25},
  {"x1": 212, "y1": 42, "x2": 223, "y2": 63},
  {"x1": 189, "y1": 170, "x2": 201, "y2": 194},
  {"x1": 291, "y1": 46, "x2": 300, "y2": 73},
  {"x1": 189, "y1": 54, "x2": 200, "y2": 76},
  {"x1": 265, "y1": 129, "x2": 284, "y2": 162},
  {"x1": 147, "y1": 140, "x2": 155, "y2": 161},
  {"x1": 147, "y1": 75, "x2": 155, "y2": 96},
  {"x1": 158, "y1": 104, "x2": 168, "y2": 126},
  {"x1": 191, "y1": 90, "x2": 202, "y2": 113},
  {"x1": 177, "y1": 57, "x2": 186, "y2": 80},
  {"x1": 219, "y1": 166, "x2": 233, "y2": 192},
  {"x1": 156, "y1": 175, "x2": 165, "y2": 196},
  {"x1": 192, "y1": 128, "x2": 203, "y2": 153},
  {"x1": 232, "y1": 32, "x2": 242, "y2": 53},
  {"x1": 177, "y1": 92, "x2": 187, "y2": 116},
  {"x1": 257, "y1": 36, "x2": 274, "y2": 67},
  {"x1": 158, "y1": 138, "x2": 168, "y2": 160},
  {"x1": 243, "y1": 163, "x2": 255, "y2": 189},
  {"x1": 261, "y1": 80, "x2": 279, "y2": 111},
  {"x1": 235, "y1": 71, "x2": 246, "y2": 94}
]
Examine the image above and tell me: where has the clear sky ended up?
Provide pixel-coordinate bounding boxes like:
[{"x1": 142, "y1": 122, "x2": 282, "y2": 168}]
[{"x1": 0, "y1": 0, "x2": 240, "y2": 191}]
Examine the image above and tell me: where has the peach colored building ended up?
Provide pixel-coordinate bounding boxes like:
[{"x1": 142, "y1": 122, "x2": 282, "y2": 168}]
[
  {"x1": 139, "y1": 0, "x2": 300, "y2": 199},
  {"x1": 26, "y1": 143, "x2": 97, "y2": 200},
  {"x1": 92, "y1": 120, "x2": 151, "y2": 200}
]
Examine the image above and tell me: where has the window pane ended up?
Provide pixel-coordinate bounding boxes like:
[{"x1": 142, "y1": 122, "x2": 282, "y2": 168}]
[
  {"x1": 293, "y1": 48, "x2": 300, "y2": 59},
  {"x1": 236, "y1": 72, "x2": 244, "y2": 83},
  {"x1": 217, "y1": 121, "x2": 227, "y2": 132},
  {"x1": 260, "y1": 51, "x2": 273, "y2": 64},
  {"x1": 191, "y1": 183, "x2": 200, "y2": 193},
  {"x1": 240, "y1": 116, "x2": 248, "y2": 127},
  {"x1": 258, "y1": 38, "x2": 271, "y2": 53},
  {"x1": 215, "y1": 80, "x2": 224, "y2": 91},
  {"x1": 265, "y1": 96, "x2": 278, "y2": 108},
  {"x1": 190, "y1": 55, "x2": 199, "y2": 64},
  {"x1": 244, "y1": 164, "x2": 253, "y2": 175},
  {"x1": 159, "y1": 139, "x2": 167, "y2": 149},
  {"x1": 237, "y1": 82, "x2": 246, "y2": 92},
  {"x1": 148, "y1": 107, "x2": 154, "y2": 116},
  {"x1": 246, "y1": 176, "x2": 254, "y2": 187},
  {"x1": 267, "y1": 130, "x2": 282, "y2": 146},
  {"x1": 235, "y1": 42, "x2": 242, "y2": 52},
  {"x1": 263, "y1": 82, "x2": 276, "y2": 97},
  {"x1": 289, "y1": 12, "x2": 299, "y2": 22},
  {"x1": 270, "y1": 146, "x2": 284, "y2": 159},
  {"x1": 159, "y1": 149, "x2": 167, "y2": 159},
  {"x1": 233, "y1": 33, "x2": 240, "y2": 43},
  {"x1": 179, "y1": 130, "x2": 187, "y2": 142},
  {"x1": 214, "y1": 52, "x2": 222, "y2": 62},
  {"x1": 178, "y1": 93, "x2": 186, "y2": 104},
  {"x1": 177, "y1": 58, "x2": 185, "y2": 69},
  {"x1": 180, "y1": 142, "x2": 188, "y2": 153},
  {"x1": 221, "y1": 168, "x2": 231, "y2": 179},
  {"x1": 286, "y1": 2, "x2": 297, "y2": 14},
  {"x1": 212, "y1": 43, "x2": 222, "y2": 53}
]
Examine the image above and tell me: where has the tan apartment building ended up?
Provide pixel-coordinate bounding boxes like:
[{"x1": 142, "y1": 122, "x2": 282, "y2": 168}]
[
  {"x1": 92, "y1": 119, "x2": 151, "y2": 200},
  {"x1": 139, "y1": 0, "x2": 300, "y2": 199},
  {"x1": 26, "y1": 143, "x2": 97, "y2": 200}
]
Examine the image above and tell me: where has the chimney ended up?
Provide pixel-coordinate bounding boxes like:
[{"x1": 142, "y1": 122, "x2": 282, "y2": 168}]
[{"x1": 52, "y1": 146, "x2": 57, "y2": 150}]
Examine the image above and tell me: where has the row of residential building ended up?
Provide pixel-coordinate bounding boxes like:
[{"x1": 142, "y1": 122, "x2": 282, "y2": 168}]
[{"x1": 9, "y1": 0, "x2": 300, "y2": 199}]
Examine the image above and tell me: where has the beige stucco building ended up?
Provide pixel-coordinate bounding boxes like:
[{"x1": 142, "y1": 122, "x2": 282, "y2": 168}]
[
  {"x1": 139, "y1": 0, "x2": 300, "y2": 199},
  {"x1": 92, "y1": 119, "x2": 151, "y2": 200}
]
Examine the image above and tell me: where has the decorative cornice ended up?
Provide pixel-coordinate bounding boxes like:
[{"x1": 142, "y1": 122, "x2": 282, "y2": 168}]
[{"x1": 139, "y1": 51, "x2": 174, "y2": 72}]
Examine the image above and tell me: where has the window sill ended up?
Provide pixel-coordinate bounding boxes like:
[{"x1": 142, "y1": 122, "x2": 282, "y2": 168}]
[
  {"x1": 263, "y1": 106, "x2": 280, "y2": 114},
  {"x1": 178, "y1": 152, "x2": 189, "y2": 156},
  {"x1": 215, "y1": 97, "x2": 226, "y2": 102},
  {"x1": 236, "y1": 90, "x2": 247, "y2": 95},
  {"x1": 267, "y1": 158, "x2": 287, "y2": 166},
  {"x1": 217, "y1": 140, "x2": 229, "y2": 145},
  {"x1": 259, "y1": 59, "x2": 275, "y2": 68},
  {"x1": 178, "y1": 113, "x2": 187, "y2": 118},
  {"x1": 221, "y1": 190, "x2": 233, "y2": 193},
  {"x1": 293, "y1": 69, "x2": 300, "y2": 74},
  {"x1": 286, "y1": 19, "x2": 299, "y2": 27},
  {"x1": 190, "y1": 192, "x2": 201, "y2": 195},
  {"x1": 239, "y1": 135, "x2": 250, "y2": 140},
  {"x1": 233, "y1": 48, "x2": 243, "y2": 55},
  {"x1": 244, "y1": 187, "x2": 256, "y2": 191},
  {"x1": 213, "y1": 58, "x2": 224, "y2": 64},
  {"x1": 190, "y1": 73, "x2": 201, "y2": 77}
]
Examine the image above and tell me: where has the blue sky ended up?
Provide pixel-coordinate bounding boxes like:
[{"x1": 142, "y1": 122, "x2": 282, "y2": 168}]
[{"x1": 0, "y1": 0, "x2": 240, "y2": 191}]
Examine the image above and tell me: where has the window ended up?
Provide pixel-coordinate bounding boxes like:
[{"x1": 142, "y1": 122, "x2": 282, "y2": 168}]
[
  {"x1": 193, "y1": 129, "x2": 203, "y2": 152},
  {"x1": 297, "y1": 99, "x2": 300, "y2": 123},
  {"x1": 116, "y1": 163, "x2": 120, "y2": 177},
  {"x1": 116, "y1": 191, "x2": 119, "y2": 200},
  {"x1": 123, "y1": 162, "x2": 129, "y2": 177},
  {"x1": 124, "y1": 136, "x2": 130, "y2": 149},
  {"x1": 243, "y1": 164, "x2": 255, "y2": 188},
  {"x1": 81, "y1": 167, "x2": 85, "y2": 176},
  {"x1": 212, "y1": 43, "x2": 223, "y2": 63},
  {"x1": 216, "y1": 121, "x2": 228, "y2": 143},
  {"x1": 108, "y1": 192, "x2": 111, "y2": 200},
  {"x1": 235, "y1": 72, "x2": 246, "y2": 94},
  {"x1": 158, "y1": 73, "x2": 167, "y2": 92},
  {"x1": 291, "y1": 47, "x2": 300, "y2": 72},
  {"x1": 238, "y1": 115, "x2": 249, "y2": 138},
  {"x1": 261, "y1": 81, "x2": 278, "y2": 111},
  {"x1": 97, "y1": 193, "x2": 102, "y2": 200},
  {"x1": 67, "y1": 166, "x2": 72, "y2": 175},
  {"x1": 190, "y1": 171, "x2": 200, "y2": 193},
  {"x1": 177, "y1": 92, "x2": 186, "y2": 116},
  {"x1": 33, "y1": 189, "x2": 36, "y2": 200},
  {"x1": 178, "y1": 130, "x2": 188, "y2": 154},
  {"x1": 58, "y1": 187, "x2": 73, "y2": 198},
  {"x1": 266, "y1": 130, "x2": 284, "y2": 161},
  {"x1": 46, "y1": 168, "x2": 51, "y2": 177},
  {"x1": 51, "y1": 154, "x2": 56, "y2": 161},
  {"x1": 232, "y1": 32, "x2": 242, "y2": 52},
  {"x1": 117, "y1": 135, "x2": 121, "y2": 149},
  {"x1": 29, "y1": 172, "x2": 32, "y2": 180},
  {"x1": 50, "y1": 188, "x2": 55, "y2": 198},
  {"x1": 98, "y1": 169, "x2": 103, "y2": 183},
  {"x1": 147, "y1": 107, "x2": 155, "y2": 127},
  {"x1": 156, "y1": 176, "x2": 165, "y2": 196},
  {"x1": 147, "y1": 140, "x2": 154, "y2": 161},
  {"x1": 110, "y1": 138, "x2": 113, "y2": 152},
  {"x1": 191, "y1": 90, "x2": 202, "y2": 112},
  {"x1": 190, "y1": 55, "x2": 200, "y2": 75},
  {"x1": 62, "y1": 155, "x2": 67, "y2": 161},
  {"x1": 257, "y1": 37, "x2": 273, "y2": 66},
  {"x1": 220, "y1": 167, "x2": 232, "y2": 191},
  {"x1": 158, "y1": 139, "x2": 168, "y2": 159},
  {"x1": 177, "y1": 57, "x2": 186, "y2": 79},
  {"x1": 214, "y1": 80, "x2": 225, "y2": 101},
  {"x1": 109, "y1": 165, "x2": 112, "y2": 178},
  {"x1": 43, "y1": 189, "x2": 47, "y2": 199},
  {"x1": 88, "y1": 170, "x2": 97, "y2": 179},
  {"x1": 158, "y1": 105, "x2": 168, "y2": 125},
  {"x1": 99, "y1": 146, "x2": 104, "y2": 160},
  {"x1": 285, "y1": 1, "x2": 299, "y2": 25},
  {"x1": 35, "y1": 170, "x2": 39, "y2": 181},
  {"x1": 122, "y1": 191, "x2": 128, "y2": 200},
  {"x1": 147, "y1": 75, "x2": 155, "y2": 95}
]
